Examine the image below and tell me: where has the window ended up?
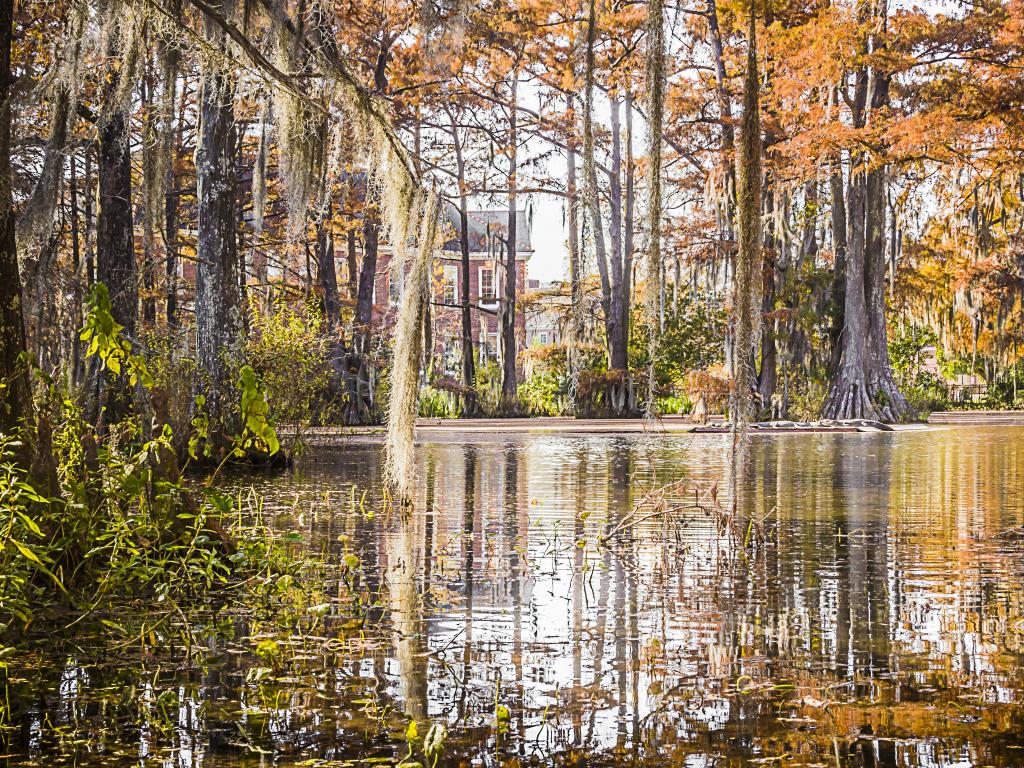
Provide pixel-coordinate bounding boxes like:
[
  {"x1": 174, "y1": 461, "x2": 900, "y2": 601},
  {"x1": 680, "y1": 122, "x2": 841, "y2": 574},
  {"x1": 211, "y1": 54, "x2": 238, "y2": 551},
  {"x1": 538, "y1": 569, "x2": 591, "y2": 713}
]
[
  {"x1": 389, "y1": 267, "x2": 402, "y2": 303},
  {"x1": 539, "y1": 332, "x2": 548, "y2": 345},
  {"x1": 442, "y1": 264, "x2": 459, "y2": 305},
  {"x1": 479, "y1": 264, "x2": 495, "y2": 301}
]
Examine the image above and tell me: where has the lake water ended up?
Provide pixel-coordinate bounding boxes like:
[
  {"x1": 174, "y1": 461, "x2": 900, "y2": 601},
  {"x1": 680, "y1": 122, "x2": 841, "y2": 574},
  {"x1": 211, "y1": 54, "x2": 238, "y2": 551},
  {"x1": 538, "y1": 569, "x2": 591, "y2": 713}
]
[{"x1": 7, "y1": 427, "x2": 1024, "y2": 767}]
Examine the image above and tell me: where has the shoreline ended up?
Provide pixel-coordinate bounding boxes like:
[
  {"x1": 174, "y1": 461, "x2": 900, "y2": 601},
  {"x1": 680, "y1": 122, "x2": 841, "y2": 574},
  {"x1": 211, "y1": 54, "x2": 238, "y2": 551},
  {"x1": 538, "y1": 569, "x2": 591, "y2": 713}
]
[{"x1": 291, "y1": 411, "x2": 1024, "y2": 446}]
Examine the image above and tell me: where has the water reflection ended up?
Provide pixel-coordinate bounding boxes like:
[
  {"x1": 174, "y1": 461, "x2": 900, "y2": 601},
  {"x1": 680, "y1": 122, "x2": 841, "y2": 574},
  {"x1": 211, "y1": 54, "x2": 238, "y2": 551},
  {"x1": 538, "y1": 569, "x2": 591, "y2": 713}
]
[{"x1": 5, "y1": 428, "x2": 1024, "y2": 767}]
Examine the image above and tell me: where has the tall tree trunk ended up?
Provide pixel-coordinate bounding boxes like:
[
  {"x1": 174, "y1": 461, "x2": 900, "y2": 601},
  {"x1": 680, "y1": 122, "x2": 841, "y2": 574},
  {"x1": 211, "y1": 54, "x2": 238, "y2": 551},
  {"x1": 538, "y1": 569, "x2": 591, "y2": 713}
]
[
  {"x1": 162, "y1": 15, "x2": 182, "y2": 327},
  {"x1": 316, "y1": 200, "x2": 345, "y2": 406},
  {"x1": 454, "y1": 148, "x2": 477, "y2": 415},
  {"x1": 70, "y1": 153, "x2": 83, "y2": 387},
  {"x1": 317, "y1": 201, "x2": 341, "y2": 335},
  {"x1": 0, "y1": 0, "x2": 32, "y2": 441},
  {"x1": 823, "y1": 0, "x2": 910, "y2": 422},
  {"x1": 828, "y1": 145, "x2": 847, "y2": 374},
  {"x1": 863, "y1": 61, "x2": 911, "y2": 420},
  {"x1": 758, "y1": 189, "x2": 778, "y2": 404},
  {"x1": 623, "y1": 91, "x2": 635, "y2": 339},
  {"x1": 141, "y1": 73, "x2": 158, "y2": 328},
  {"x1": 195, "y1": 9, "x2": 242, "y2": 442},
  {"x1": 607, "y1": 96, "x2": 627, "y2": 372},
  {"x1": 643, "y1": 0, "x2": 665, "y2": 417},
  {"x1": 707, "y1": 0, "x2": 736, "y2": 227},
  {"x1": 346, "y1": 228, "x2": 358, "y2": 300},
  {"x1": 566, "y1": 91, "x2": 582, "y2": 413},
  {"x1": 583, "y1": 0, "x2": 612, "y2": 361},
  {"x1": 355, "y1": 215, "x2": 378, "y2": 354},
  {"x1": 501, "y1": 71, "x2": 519, "y2": 410},
  {"x1": 165, "y1": 154, "x2": 179, "y2": 327},
  {"x1": 94, "y1": 46, "x2": 138, "y2": 427},
  {"x1": 731, "y1": 4, "x2": 762, "y2": 434},
  {"x1": 825, "y1": 168, "x2": 873, "y2": 419}
]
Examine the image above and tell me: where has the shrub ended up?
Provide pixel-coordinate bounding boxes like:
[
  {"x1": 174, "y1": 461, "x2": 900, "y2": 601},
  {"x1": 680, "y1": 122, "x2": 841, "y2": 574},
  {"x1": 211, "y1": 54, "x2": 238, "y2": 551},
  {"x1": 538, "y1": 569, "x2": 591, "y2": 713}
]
[
  {"x1": 787, "y1": 377, "x2": 828, "y2": 422},
  {"x1": 418, "y1": 385, "x2": 461, "y2": 418},
  {"x1": 518, "y1": 368, "x2": 562, "y2": 416},
  {"x1": 474, "y1": 359, "x2": 504, "y2": 417},
  {"x1": 244, "y1": 298, "x2": 331, "y2": 453}
]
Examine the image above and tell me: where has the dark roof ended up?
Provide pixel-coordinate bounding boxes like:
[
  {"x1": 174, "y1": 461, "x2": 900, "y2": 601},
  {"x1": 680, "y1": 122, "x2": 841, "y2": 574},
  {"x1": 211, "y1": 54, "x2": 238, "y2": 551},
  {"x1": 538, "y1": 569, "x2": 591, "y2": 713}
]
[{"x1": 442, "y1": 203, "x2": 532, "y2": 254}]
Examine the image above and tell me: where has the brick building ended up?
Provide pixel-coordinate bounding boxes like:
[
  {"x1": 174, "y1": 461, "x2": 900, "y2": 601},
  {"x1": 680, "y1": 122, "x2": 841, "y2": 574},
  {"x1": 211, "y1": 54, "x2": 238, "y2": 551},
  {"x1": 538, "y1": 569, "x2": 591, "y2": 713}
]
[{"x1": 372, "y1": 205, "x2": 533, "y2": 377}]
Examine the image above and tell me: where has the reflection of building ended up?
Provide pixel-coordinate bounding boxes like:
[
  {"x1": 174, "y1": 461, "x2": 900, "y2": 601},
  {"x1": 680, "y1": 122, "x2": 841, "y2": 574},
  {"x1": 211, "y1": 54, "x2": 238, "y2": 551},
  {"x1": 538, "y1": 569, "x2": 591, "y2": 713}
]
[{"x1": 373, "y1": 205, "x2": 532, "y2": 376}]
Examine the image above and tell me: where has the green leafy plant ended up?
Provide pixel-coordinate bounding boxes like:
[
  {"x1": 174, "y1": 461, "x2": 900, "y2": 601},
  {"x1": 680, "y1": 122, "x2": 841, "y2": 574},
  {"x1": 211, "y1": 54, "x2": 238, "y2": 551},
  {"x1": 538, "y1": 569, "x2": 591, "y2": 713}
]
[
  {"x1": 244, "y1": 297, "x2": 330, "y2": 453},
  {"x1": 80, "y1": 283, "x2": 154, "y2": 389}
]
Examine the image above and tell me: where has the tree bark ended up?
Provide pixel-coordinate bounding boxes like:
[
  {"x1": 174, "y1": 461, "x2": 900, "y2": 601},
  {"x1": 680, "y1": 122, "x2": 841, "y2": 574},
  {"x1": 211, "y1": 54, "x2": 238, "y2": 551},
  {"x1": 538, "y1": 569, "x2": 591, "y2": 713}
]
[
  {"x1": 583, "y1": 0, "x2": 612, "y2": 359},
  {"x1": 501, "y1": 71, "x2": 519, "y2": 410},
  {"x1": 607, "y1": 96, "x2": 627, "y2": 372},
  {"x1": 643, "y1": 0, "x2": 665, "y2": 417},
  {"x1": 454, "y1": 143, "x2": 477, "y2": 415},
  {"x1": 317, "y1": 200, "x2": 341, "y2": 335},
  {"x1": 355, "y1": 215, "x2": 379, "y2": 353},
  {"x1": 164, "y1": 53, "x2": 183, "y2": 328},
  {"x1": 97, "y1": 104, "x2": 137, "y2": 341},
  {"x1": 566, "y1": 91, "x2": 582, "y2": 412},
  {"x1": 195, "y1": 11, "x2": 242, "y2": 440},
  {"x1": 0, "y1": 0, "x2": 32, "y2": 441},
  {"x1": 731, "y1": 5, "x2": 762, "y2": 435},
  {"x1": 623, "y1": 91, "x2": 634, "y2": 338},
  {"x1": 823, "y1": 1, "x2": 910, "y2": 422},
  {"x1": 93, "y1": 40, "x2": 138, "y2": 427},
  {"x1": 758, "y1": 190, "x2": 777, "y2": 404}
]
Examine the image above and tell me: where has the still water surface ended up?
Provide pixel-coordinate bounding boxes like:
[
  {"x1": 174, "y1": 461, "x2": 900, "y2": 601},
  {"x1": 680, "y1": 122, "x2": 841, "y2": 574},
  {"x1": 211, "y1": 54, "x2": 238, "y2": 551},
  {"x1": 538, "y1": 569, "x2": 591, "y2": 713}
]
[{"x1": 8, "y1": 428, "x2": 1024, "y2": 767}]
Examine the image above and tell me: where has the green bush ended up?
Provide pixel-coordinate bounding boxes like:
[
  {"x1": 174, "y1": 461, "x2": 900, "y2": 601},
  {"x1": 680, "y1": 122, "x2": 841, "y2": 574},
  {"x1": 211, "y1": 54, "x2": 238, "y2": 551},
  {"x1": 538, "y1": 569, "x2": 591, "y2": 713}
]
[
  {"x1": 656, "y1": 393, "x2": 692, "y2": 415},
  {"x1": 0, "y1": 288, "x2": 296, "y2": 640},
  {"x1": 518, "y1": 368, "x2": 563, "y2": 416},
  {"x1": 474, "y1": 359, "x2": 504, "y2": 417},
  {"x1": 629, "y1": 293, "x2": 726, "y2": 411},
  {"x1": 244, "y1": 298, "x2": 331, "y2": 453},
  {"x1": 418, "y1": 385, "x2": 461, "y2": 418},
  {"x1": 787, "y1": 378, "x2": 828, "y2": 422}
]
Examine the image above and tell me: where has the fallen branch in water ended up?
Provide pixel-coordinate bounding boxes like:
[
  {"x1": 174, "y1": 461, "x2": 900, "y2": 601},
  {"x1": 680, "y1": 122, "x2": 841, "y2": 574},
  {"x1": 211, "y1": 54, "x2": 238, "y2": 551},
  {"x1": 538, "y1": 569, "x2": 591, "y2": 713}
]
[
  {"x1": 598, "y1": 477, "x2": 775, "y2": 547},
  {"x1": 599, "y1": 480, "x2": 720, "y2": 544}
]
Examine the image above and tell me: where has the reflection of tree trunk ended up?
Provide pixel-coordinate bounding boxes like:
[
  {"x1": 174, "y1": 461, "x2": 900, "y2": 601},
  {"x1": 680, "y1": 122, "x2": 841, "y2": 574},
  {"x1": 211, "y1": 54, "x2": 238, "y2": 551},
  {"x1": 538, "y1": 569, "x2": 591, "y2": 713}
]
[
  {"x1": 590, "y1": 441, "x2": 629, "y2": 740},
  {"x1": 613, "y1": 530, "x2": 628, "y2": 748},
  {"x1": 388, "y1": 515, "x2": 428, "y2": 723},
  {"x1": 504, "y1": 446, "x2": 525, "y2": 740},
  {"x1": 834, "y1": 436, "x2": 893, "y2": 678},
  {"x1": 458, "y1": 446, "x2": 477, "y2": 721},
  {"x1": 571, "y1": 448, "x2": 586, "y2": 746}
]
